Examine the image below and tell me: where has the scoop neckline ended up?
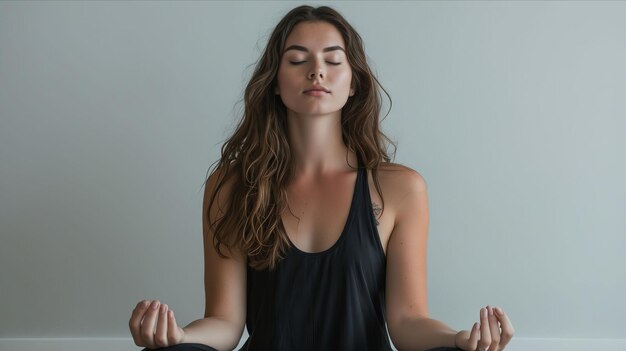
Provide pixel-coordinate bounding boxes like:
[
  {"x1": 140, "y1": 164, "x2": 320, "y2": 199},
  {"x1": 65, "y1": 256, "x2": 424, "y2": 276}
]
[{"x1": 285, "y1": 165, "x2": 361, "y2": 257}]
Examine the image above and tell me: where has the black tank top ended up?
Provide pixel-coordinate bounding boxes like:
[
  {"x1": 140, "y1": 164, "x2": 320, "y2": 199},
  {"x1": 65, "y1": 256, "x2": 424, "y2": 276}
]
[{"x1": 239, "y1": 159, "x2": 393, "y2": 350}]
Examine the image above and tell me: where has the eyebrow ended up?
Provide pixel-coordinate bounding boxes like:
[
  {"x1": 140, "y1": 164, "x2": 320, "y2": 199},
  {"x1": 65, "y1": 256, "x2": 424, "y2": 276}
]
[{"x1": 283, "y1": 44, "x2": 345, "y2": 54}]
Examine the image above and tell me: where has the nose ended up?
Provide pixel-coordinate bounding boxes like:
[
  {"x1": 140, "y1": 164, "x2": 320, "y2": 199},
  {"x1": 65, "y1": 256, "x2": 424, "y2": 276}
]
[
  {"x1": 308, "y1": 62, "x2": 324, "y2": 80},
  {"x1": 308, "y1": 70, "x2": 323, "y2": 80}
]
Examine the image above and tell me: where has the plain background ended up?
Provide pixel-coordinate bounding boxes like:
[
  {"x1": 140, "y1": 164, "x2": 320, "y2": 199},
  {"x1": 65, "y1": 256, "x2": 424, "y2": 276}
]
[{"x1": 1, "y1": 0, "x2": 624, "y2": 348}]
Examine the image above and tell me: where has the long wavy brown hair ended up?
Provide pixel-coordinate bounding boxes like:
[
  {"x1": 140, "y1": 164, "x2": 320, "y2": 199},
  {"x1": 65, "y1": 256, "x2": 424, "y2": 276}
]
[{"x1": 204, "y1": 5, "x2": 395, "y2": 271}]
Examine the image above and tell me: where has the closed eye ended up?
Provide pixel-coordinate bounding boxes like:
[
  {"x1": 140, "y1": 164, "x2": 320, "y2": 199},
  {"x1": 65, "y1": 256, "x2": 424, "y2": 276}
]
[{"x1": 289, "y1": 61, "x2": 341, "y2": 66}]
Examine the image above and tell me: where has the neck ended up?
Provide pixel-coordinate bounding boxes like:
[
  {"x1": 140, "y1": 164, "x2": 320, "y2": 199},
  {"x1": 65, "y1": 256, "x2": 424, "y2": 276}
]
[{"x1": 286, "y1": 110, "x2": 356, "y2": 177}]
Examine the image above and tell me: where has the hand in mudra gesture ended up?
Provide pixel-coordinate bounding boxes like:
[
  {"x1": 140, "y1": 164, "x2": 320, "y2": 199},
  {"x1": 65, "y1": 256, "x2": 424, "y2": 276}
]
[
  {"x1": 129, "y1": 299, "x2": 185, "y2": 349},
  {"x1": 454, "y1": 306, "x2": 514, "y2": 351}
]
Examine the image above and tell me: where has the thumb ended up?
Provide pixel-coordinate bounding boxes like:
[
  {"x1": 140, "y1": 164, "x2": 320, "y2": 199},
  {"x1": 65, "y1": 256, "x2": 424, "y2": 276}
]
[
  {"x1": 456, "y1": 323, "x2": 481, "y2": 350},
  {"x1": 167, "y1": 309, "x2": 185, "y2": 344}
]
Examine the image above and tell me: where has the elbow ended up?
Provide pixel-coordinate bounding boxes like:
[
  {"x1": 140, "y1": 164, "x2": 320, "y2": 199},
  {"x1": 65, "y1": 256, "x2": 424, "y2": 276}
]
[
  {"x1": 386, "y1": 315, "x2": 431, "y2": 351},
  {"x1": 386, "y1": 316, "x2": 405, "y2": 350},
  {"x1": 224, "y1": 321, "x2": 245, "y2": 351}
]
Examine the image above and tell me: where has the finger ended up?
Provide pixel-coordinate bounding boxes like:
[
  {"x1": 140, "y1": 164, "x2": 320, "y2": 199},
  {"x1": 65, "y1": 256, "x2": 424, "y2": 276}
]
[
  {"x1": 477, "y1": 307, "x2": 492, "y2": 350},
  {"x1": 494, "y1": 307, "x2": 515, "y2": 349},
  {"x1": 140, "y1": 300, "x2": 160, "y2": 349},
  {"x1": 154, "y1": 304, "x2": 169, "y2": 348},
  {"x1": 487, "y1": 306, "x2": 500, "y2": 351},
  {"x1": 467, "y1": 322, "x2": 481, "y2": 350},
  {"x1": 167, "y1": 308, "x2": 183, "y2": 344},
  {"x1": 129, "y1": 300, "x2": 151, "y2": 346}
]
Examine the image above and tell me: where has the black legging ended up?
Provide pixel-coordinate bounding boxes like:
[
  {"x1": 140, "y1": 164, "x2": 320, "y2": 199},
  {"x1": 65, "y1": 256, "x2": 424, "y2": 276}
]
[
  {"x1": 141, "y1": 344, "x2": 217, "y2": 351},
  {"x1": 142, "y1": 344, "x2": 463, "y2": 351}
]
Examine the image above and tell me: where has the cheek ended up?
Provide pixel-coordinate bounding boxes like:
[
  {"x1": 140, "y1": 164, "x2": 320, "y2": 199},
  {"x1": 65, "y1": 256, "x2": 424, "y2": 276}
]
[
  {"x1": 277, "y1": 70, "x2": 298, "y2": 89},
  {"x1": 336, "y1": 69, "x2": 353, "y2": 88},
  {"x1": 276, "y1": 70, "x2": 286, "y2": 86}
]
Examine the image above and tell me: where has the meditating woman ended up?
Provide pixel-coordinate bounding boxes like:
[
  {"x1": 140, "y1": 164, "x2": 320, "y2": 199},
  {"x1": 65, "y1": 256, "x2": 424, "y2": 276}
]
[{"x1": 129, "y1": 5, "x2": 515, "y2": 351}]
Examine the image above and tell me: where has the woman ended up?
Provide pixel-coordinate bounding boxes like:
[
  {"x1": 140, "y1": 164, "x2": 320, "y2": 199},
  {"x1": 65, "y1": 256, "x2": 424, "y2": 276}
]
[{"x1": 129, "y1": 5, "x2": 514, "y2": 351}]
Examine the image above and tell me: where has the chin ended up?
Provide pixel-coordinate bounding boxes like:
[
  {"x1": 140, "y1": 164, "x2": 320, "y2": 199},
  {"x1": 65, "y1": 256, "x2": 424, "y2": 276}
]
[{"x1": 292, "y1": 102, "x2": 348, "y2": 114}]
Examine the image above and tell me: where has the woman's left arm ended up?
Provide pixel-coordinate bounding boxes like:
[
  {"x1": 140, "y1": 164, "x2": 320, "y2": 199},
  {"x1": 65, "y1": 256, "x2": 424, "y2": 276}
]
[{"x1": 384, "y1": 170, "x2": 514, "y2": 351}]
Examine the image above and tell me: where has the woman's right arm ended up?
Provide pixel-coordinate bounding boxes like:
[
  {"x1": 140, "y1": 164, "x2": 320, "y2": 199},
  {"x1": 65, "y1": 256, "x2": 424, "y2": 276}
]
[
  {"x1": 129, "y1": 168, "x2": 246, "y2": 351},
  {"x1": 181, "y1": 167, "x2": 247, "y2": 350}
]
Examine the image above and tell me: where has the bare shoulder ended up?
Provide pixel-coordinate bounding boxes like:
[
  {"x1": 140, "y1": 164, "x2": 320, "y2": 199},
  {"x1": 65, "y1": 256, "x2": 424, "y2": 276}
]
[
  {"x1": 375, "y1": 162, "x2": 428, "y2": 199},
  {"x1": 203, "y1": 165, "x2": 238, "y2": 213},
  {"x1": 202, "y1": 164, "x2": 243, "y2": 256},
  {"x1": 367, "y1": 162, "x2": 428, "y2": 255}
]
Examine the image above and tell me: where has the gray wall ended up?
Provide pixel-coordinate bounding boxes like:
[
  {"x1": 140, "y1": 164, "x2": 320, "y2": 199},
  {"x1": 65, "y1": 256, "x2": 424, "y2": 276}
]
[{"x1": 1, "y1": 0, "x2": 624, "y2": 345}]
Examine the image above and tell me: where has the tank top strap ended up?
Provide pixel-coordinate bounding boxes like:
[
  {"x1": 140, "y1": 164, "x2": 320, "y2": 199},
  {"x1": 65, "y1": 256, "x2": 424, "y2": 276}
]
[
  {"x1": 354, "y1": 153, "x2": 366, "y2": 204},
  {"x1": 351, "y1": 156, "x2": 387, "y2": 260},
  {"x1": 354, "y1": 154, "x2": 371, "y2": 224}
]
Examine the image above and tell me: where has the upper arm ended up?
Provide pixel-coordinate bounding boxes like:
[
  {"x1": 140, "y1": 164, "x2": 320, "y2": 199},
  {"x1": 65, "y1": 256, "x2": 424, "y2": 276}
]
[
  {"x1": 385, "y1": 169, "x2": 430, "y2": 330},
  {"x1": 202, "y1": 168, "x2": 247, "y2": 332}
]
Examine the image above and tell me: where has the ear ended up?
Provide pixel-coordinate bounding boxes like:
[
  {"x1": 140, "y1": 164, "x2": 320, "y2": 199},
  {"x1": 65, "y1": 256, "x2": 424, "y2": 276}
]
[{"x1": 349, "y1": 88, "x2": 355, "y2": 96}]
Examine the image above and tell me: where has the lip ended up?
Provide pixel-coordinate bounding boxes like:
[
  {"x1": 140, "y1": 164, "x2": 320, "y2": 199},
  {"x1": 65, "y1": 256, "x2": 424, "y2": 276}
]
[
  {"x1": 303, "y1": 85, "x2": 330, "y2": 93},
  {"x1": 304, "y1": 90, "x2": 329, "y2": 96}
]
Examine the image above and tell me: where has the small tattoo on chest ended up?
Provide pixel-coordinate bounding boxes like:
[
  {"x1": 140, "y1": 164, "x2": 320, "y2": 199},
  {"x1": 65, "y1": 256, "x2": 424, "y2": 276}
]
[{"x1": 372, "y1": 202, "x2": 382, "y2": 225}]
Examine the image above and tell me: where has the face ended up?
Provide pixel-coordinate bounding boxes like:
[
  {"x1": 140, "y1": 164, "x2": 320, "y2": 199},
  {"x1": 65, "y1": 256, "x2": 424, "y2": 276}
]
[{"x1": 275, "y1": 21, "x2": 355, "y2": 117}]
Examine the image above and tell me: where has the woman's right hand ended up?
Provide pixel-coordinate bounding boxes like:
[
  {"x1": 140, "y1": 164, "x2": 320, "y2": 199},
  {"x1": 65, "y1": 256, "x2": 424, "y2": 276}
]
[{"x1": 129, "y1": 299, "x2": 185, "y2": 349}]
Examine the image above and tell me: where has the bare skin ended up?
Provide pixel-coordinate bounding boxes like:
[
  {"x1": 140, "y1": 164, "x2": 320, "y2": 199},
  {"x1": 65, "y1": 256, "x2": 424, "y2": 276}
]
[{"x1": 129, "y1": 20, "x2": 514, "y2": 351}]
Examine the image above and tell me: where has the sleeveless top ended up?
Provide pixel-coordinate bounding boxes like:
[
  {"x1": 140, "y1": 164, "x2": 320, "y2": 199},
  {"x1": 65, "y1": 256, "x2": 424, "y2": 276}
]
[{"x1": 239, "y1": 160, "x2": 393, "y2": 351}]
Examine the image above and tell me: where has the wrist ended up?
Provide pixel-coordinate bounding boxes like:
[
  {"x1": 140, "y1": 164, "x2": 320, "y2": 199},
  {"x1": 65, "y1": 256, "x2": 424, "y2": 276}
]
[{"x1": 180, "y1": 327, "x2": 188, "y2": 344}]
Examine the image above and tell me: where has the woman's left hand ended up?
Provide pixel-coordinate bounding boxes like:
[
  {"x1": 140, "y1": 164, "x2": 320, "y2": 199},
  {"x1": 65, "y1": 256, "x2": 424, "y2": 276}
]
[{"x1": 454, "y1": 306, "x2": 514, "y2": 351}]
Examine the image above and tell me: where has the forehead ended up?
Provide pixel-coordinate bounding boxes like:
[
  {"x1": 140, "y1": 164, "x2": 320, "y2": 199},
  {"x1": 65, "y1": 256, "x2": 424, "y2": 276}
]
[{"x1": 283, "y1": 21, "x2": 345, "y2": 52}]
